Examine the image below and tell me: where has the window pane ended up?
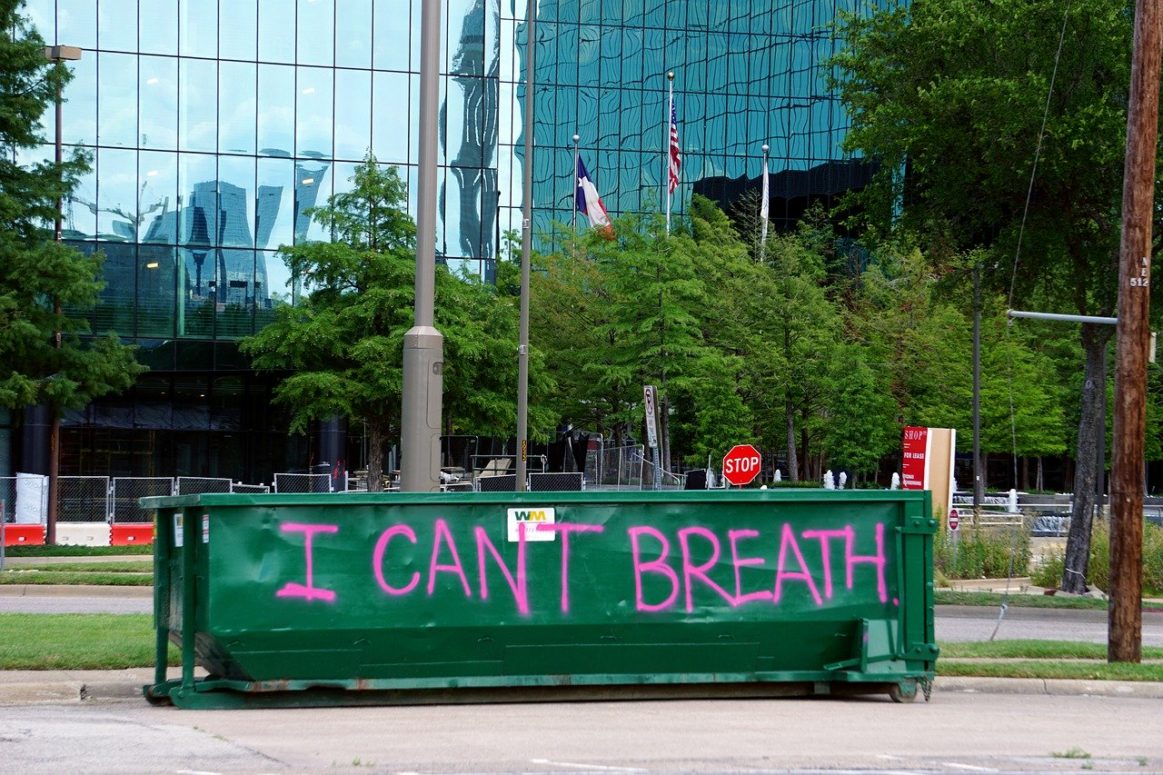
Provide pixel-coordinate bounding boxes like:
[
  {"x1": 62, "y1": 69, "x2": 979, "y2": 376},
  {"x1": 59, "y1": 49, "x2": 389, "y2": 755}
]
[
  {"x1": 62, "y1": 53, "x2": 97, "y2": 146},
  {"x1": 219, "y1": 61, "x2": 257, "y2": 154},
  {"x1": 24, "y1": 0, "x2": 55, "y2": 42},
  {"x1": 220, "y1": 0, "x2": 257, "y2": 61},
  {"x1": 140, "y1": 2, "x2": 177, "y2": 55},
  {"x1": 257, "y1": 64, "x2": 294, "y2": 155},
  {"x1": 297, "y1": 0, "x2": 334, "y2": 67},
  {"x1": 335, "y1": 69, "x2": 370, "y2": 161},
  {"x1": 373, "y1": 0, "x2": 409, "y2": 71},
  {"x1": 139, "y1": 150, "x2": 179, "y2": 244},
  {"x1": 180, "y1": 0, "x2": 218, "y2": 58},
  {"x1": 217, "y1": 155, "x2": 257, "y2": 248},
  {"x1": 140, "y1": 56, "x2": 178, "y2": 150},
  {"x1": 57, "y1": 0, "x2": 96, "y2": 49},
  {"x1": 67, "y1": 164, "x2": 98, "y2": 239},
  {"x1": 335, "y1": 0, "x2": 372, "y2": 69},
  {"x1": 179, "y1": 58, "x2": 217, "y2": 152},
  {"x1": 96, "y1": 147, "x2": 138, "y2": 241},
  {"x1": 256, "y1": 157, "x2": 294, "y2": 249},
  {"x1": 294, "y1": 157, "x2": 332, "y2": 243},
  {"x1": 138, "y1": 245, "x2": 177, "y2": 337},
  {"x1": 371, "y1": 70, "x2": 408, "y2": 164},
  {"x1": 98, "y1": 0, "x2": 137, "y2": 52},
  {"x1": 296, "y1": 66, "x2": 333, "y2": 158},
  {"x1": 97, "y1": 52, "x2": 137, "y2": 147},
  {"x1": 259, "y1": 0, "x2": 295, "y2": 63}
]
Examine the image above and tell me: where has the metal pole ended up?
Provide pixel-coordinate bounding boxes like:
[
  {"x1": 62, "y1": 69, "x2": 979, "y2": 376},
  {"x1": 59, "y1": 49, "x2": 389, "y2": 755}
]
[
  {"x1": 972, "y1": 262, "x2": 983, "y2": 511},
  {"x1": 572, "y1": 133, "x2": 579, "y2": 232},
  {"x1": 759, "y1": 143, "x2": 769, "y2": 262},
  {"x1": 400, "y1": 0, "x2": 445, "y2": 492},
  {"x1": 1110, "y1": 0, "x2": 1161, "y2": 664},
  {"x1": 515, "y1": 0, "x2": 538, "y2": 492},
  {"x1": 42, "y1": 45, "x2": 81, "y2": 544},
  {"x1": 1008, "y1": 309, "x2": 1118, "y2": 326},
  {"x1": 665, "y1": 72, "x2": 674, "y2": 235}
]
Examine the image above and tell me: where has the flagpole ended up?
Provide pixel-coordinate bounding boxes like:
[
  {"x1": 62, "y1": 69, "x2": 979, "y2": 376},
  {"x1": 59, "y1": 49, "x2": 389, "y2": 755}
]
[
  {"x1": 665, "y1": 71, "x2": 674, "y2": 235},
  {"x1": 760, "y1": 143, "x2": 769, "y2": 262},
  {"x1": 516, "y1": 0, "x2": 537, "y2": 493},
  {"x1": 572, "y1": 133, "x2": 580, "y2": 232}
]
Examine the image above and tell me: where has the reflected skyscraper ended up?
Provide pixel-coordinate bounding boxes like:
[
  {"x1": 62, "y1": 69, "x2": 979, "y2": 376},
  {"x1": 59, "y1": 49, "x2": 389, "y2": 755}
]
[{"x1": 16, "y1": 0, "x2": 881, "y2": 484}]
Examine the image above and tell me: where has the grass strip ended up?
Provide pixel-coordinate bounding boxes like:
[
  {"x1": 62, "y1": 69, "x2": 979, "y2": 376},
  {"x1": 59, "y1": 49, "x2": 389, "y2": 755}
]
[
  {"x1": 0, "y1": 614, "x2": 177, "y2": 670},
  {"x1": 4, "y1": 561, "x2": 152, "y2": 573},
  {"x1": 941, "y1": 639, "x2": 1163, "y2": 660},
  {"x1": 0, "y1": 570, "x2": 152, "y2": 586},
  {"x1": 2, "y1": 545, "x2": 153, "y2": 557},
  {"x1": 937, "y1": 660, "x2": 1163, "y2": 681}
]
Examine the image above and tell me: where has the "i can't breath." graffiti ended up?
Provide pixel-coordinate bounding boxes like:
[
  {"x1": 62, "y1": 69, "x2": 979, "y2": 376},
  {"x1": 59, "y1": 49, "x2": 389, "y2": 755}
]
[{"x1": 274, "y1": 517, "x2": 891, "y2": 617}]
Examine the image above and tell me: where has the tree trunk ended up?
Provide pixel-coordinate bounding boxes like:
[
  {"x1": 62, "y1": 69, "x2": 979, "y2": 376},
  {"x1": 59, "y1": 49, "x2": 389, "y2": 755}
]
[
  {"x1": 785, "y1": 396, "x2": 799, "y2": 481},
  {"x1": 367, "y1": 423, "x2": 387, "y2": 492},
  {"x1": 1062, "y1": 325, "x2": 1113, "y2": 593}
]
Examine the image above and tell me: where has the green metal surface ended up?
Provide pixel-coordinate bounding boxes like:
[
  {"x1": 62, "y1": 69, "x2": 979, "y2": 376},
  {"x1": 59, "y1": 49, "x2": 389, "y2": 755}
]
[{"x1": 142, "y1": 490, "x2": 938, "y2": 707}]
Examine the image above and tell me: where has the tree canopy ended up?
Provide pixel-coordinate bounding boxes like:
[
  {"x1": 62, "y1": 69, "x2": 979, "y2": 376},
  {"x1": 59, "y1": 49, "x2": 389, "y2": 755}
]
[{"x1": 0, "y1": 0, "x2": 141, "y2": 417}]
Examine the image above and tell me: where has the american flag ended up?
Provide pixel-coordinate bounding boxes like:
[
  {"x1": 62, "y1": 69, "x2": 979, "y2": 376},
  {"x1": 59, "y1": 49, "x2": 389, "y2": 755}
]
[{"x1": 667, "y1": 99, "x2": 681, "y2": 194}]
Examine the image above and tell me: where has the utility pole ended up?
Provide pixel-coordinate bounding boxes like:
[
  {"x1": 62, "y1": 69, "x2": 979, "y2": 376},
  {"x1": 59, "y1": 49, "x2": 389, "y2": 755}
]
[
  {"x1": 1110, "y1": 0, "x2": 1162, "y2": 663},
  {"x1": 972, "y1": 260, "x2": 983, "y2": 511}
]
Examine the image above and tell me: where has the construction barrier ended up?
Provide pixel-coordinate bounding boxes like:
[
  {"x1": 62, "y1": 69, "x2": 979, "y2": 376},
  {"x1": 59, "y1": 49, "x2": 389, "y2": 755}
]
[{"x1": 143, "y1": 490, "x2": 938, "y2": 708}]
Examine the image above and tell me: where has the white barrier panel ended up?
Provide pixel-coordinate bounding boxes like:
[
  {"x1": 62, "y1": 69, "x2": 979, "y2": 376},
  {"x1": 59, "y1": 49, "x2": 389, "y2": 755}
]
[
  {"x1": 57, "y1": 522, "x2": 112, "y2": 547},
  {"x1": 15, "y1": 472, "x2": 47, "y2": 524}
]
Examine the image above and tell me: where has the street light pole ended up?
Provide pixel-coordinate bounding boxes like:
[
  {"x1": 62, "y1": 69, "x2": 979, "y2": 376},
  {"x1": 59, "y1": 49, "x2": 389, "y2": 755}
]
[
  {"x1": 42, "y1": 45, "x2": 81, "y2": 545},
  {"x1": 400, "y1": 1, "x2": 444, "y2": 492},
  {"x1": 515, "y1": 0, "x2": 537, "y2": 492}
]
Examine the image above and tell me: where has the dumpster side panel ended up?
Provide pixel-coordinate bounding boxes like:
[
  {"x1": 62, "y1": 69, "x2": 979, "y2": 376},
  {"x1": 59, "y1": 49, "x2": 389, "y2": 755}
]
[{"x1": 146, "y1": 491, "x2": 937, "y2": 704}]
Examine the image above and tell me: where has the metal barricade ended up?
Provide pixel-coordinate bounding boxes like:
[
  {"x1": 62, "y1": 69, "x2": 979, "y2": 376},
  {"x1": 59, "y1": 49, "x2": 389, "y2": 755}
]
[
  {"x1": 176, "y1": 476, "x2": 232, "y2": 496},
  {"x1": 58, "y1": 476, "x2": 110, "y2": 522},
  {"x1": 273, "y1": 472, "x2": 333, "y2": 493},
  {"x1": 585, "y1": 444, "x2": 645, "y2": 490},
  {"x1": 111, "y1": 477, "x2": 175, "y2": 524},
  {"x1": 528, "y1": 472, "x2": 584, "y2": 491},
  {"x1": 231, "y1": 482, "x2": 271, "y2": 494}
]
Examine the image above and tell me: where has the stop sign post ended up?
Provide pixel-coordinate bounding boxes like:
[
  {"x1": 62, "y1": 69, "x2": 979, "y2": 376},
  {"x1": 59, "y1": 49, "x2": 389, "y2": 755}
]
[{"x1": 722, "y1": 444, "x2": 762, "y2": 487}]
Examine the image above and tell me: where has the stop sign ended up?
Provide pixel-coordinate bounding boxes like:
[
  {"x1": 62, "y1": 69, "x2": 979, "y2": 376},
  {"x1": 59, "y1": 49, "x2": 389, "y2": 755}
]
[
  {"x1": 722, "y1": 444, "x2": 762, "y2": 486},
  {"x1": 948, "y1": 509, "x2": 960, "y2": 532}
]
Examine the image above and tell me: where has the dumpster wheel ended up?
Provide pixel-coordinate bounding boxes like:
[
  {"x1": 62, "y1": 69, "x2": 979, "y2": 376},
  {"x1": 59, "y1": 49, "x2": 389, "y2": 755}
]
[{"x1": 888, "y1": 680, "x2": 918, "y2": 703}]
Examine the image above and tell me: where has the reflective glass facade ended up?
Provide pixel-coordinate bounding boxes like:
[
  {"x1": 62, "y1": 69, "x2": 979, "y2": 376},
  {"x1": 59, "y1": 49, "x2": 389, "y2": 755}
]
[{"x1": 20, "y1": 0, "x2": 878, "y2": 481}]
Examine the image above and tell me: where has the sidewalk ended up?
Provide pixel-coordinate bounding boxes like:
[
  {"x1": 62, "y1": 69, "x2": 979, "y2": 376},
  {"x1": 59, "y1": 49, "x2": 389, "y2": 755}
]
[{"x1": 0, "y1": 669, "x2": 1160, "y2": 705}]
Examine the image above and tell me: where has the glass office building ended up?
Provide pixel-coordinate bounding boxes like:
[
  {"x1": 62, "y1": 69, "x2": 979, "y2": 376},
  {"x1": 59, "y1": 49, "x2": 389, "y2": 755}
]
[{"x1": 12, "y1": 0, "x2": 877, "y2": 482}]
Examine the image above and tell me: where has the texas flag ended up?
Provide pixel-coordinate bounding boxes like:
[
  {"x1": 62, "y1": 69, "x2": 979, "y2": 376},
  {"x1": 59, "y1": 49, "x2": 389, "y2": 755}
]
[{"x1": 575, "y1": 157, "x2": 614, "y2": 238}]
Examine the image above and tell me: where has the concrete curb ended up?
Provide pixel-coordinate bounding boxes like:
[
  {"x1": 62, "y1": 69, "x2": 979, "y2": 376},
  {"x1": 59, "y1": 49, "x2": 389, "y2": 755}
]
[
  {"x1": 935, "y1": 676, "x2": 1163, "y2": 699},
  {"x1": 2, "y1": 671, "x2": 1161, "y2": 706},
  {"x1": 0, "y1": 584, "x2": 152, "y2": 598}
]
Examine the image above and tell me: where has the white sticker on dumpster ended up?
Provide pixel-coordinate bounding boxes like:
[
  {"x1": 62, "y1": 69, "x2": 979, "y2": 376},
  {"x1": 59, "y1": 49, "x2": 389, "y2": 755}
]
[
  {"x1": 173, "y1": 513, "x2": 183, "y2": 547},
  {"x1": 202, "y1": 514, "x2": 210, "y2": 543},
  {"x1": 507, "y1": 507, "x2": 556, "y2": 542}
]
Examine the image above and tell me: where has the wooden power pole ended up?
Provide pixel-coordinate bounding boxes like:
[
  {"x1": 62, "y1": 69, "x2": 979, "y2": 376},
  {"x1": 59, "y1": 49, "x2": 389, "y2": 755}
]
[{"x1": 1110, "y1": 0, "x2": 1162, "y2": 664}]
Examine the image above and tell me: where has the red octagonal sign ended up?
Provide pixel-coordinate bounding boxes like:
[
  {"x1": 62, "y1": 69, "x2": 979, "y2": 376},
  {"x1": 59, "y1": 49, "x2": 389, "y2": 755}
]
[{"x1": 722, "y1": 444, "x2": 762, "y2": 486}]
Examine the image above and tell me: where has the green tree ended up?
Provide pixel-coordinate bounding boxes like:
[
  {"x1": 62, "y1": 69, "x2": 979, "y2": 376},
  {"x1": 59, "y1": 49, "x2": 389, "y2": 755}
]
[
  {"x1": 0, "y1": 2, "x2": 141, "y2": 429},
  {"x1": 242, "y1": 157, "x2": 534, "y2": 489},
  {"x1": 834, "y1": 0, "x2": 1137, "y2": 591}
]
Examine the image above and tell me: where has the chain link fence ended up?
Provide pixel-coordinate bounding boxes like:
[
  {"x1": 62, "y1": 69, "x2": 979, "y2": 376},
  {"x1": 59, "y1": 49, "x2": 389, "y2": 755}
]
[
  {"x1": 59, "y1": 476, "x2": 110, "y2": 522},
  {"x1": 230, "y1": 483, "x2": 271, "y2": 494},
  {"x1": 176, "y1": 476, "x2": 232, "y2": 495},
  {"x1": 111, "y1": 477, "x2": 175, "y2": 524},
  {"x1": 274, "y1": 472, "x2": 335, "y2": 493},
  {"x1": 585, "y1": 444, "x2": 646, "y2": 490}
]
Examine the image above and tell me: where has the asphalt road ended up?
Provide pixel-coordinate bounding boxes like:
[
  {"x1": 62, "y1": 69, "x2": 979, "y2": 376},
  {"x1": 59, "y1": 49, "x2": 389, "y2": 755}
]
[
  {"x1": 1, "y1": 690, "x2": 1160, "y2": 774},
  {"x1": 4, "y1": 589, "x2": 1163, "y2": 648}
]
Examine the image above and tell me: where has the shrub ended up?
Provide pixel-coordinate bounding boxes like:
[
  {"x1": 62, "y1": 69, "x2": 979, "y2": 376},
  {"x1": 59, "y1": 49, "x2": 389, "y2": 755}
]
[
  {"x1": 934, "y1": 523, "x2": 1030, "y2": 580},
  {"x1": 1030, "y1": 522, "x2": 1163, "y2": 595}
]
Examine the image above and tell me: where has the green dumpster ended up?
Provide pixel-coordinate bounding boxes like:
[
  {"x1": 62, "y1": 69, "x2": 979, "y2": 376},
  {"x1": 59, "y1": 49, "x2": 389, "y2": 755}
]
[{"x1": 143, "y1": 489, "x2": 938, "y2": 708}]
